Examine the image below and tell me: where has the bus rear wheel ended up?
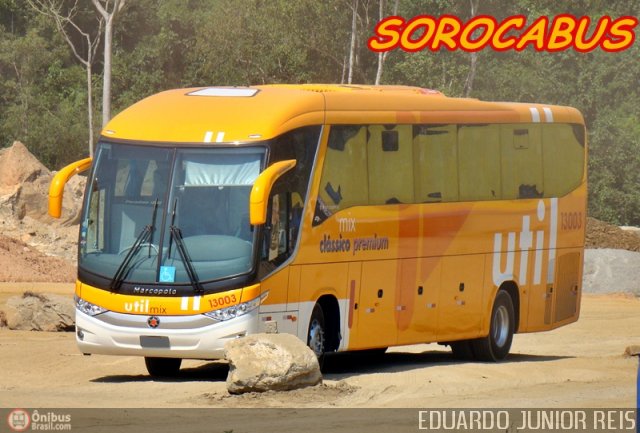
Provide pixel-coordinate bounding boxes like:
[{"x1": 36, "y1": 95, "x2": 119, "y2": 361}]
[
  {"x1": 144, "y1": 357, "x2": 182, "y2": 377},
  {"x1": 472, "y1": 290, "x2": 515, "y2": 362}
]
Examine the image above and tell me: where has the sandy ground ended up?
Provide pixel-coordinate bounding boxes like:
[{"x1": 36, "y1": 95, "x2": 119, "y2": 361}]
[{"x1": 0, "y1": 285, "x2": 637, "y2": 409}]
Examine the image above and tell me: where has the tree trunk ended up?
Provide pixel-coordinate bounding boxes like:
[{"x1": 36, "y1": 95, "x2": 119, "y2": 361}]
[
  {"x1": 341, "y1": 56, "x2": 347, "y2": 84},
  {"x1": 86, "y1": 63, "x2": 94, "y2": 158},
  {"x1": 374, "y1": 0, "x2": 398, "y2": 85},
  {"x1": 102, "y1": 17, "x2": 112, "y2": 127},
  {"x1": 348, "y1": 0, "x2": 358, "y2": 84},
  {"x1": 93, "y1": 0, "x2": 126, "y2": 127},
  {"x1": 463, "y1": 0, "x2": 479, "y2": 97},
  {"x1": 464, "y1": 51, "x2": 477, "y2": 97},
  {"x1": 374, "y1": 0, "x2": 385, "y2": 85}
]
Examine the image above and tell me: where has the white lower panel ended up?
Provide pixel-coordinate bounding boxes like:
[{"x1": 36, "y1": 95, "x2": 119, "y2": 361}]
[
  {"x1": 75, "y1": 309, "x2": 259, "y2": 359},
  {"x1": 257, "y1": 298, "x2": 351, "y2": 352}
]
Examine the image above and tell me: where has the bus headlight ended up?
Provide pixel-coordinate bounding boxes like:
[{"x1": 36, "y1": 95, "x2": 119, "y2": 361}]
[
  {"x1": 203, "y1": 297, "x2": 261, "y2": 322},
  {"x1": 75, "y1": 295, "x2": 108, "y2": 316}
]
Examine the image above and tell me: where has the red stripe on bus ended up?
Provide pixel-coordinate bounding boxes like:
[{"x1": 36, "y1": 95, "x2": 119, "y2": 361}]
[{"x1": 348, "y1": 280, "x2": 356, "y2": 329}]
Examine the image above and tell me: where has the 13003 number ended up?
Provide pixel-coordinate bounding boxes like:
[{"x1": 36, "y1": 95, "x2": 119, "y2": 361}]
[
  {"x1": 561, "y1": 212, "x2": 582, "y2": 231},
  {"x1": 208, "y1": 294, "x2": 237, "y2": 309}
]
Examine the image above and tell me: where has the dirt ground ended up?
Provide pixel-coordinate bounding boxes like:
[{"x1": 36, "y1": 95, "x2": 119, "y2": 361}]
[
  {"x1": 0, "y1": 286, "x2": 637, "y2": 409},
  {"x1": 586, "y1": 217, "x2": 640, "y2": 251},
  {"x1": 0, "y1": 237, "x2": 76, "y2": 282}
]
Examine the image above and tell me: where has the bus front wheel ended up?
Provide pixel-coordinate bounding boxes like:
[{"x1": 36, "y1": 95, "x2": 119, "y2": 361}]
[
  {"x1": 307, "y1": 303, "x2": 326, "y2": 360},
  {"x1": 472, "y1": 290, "x2": 515, "y2": 362},
  {"x1": 144, "y1": 357, "x2": 182, "y2": 377}
]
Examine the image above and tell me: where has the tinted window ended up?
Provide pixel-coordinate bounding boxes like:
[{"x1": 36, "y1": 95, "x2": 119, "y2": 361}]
[
  {"x1": 314, "y1": 122, "x2": 585, "y2": 223},
  {"x1": 458, "y1": 124, "x2": 501, "y2": 201}
]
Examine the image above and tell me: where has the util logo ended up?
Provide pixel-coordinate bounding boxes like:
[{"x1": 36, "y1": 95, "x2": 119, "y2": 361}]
[
  {"x1": 124, "y1": 299, "x2": 150, "y2": 313},
  {"x1": 492, "y1": 198, "x2": 558, "y2": 288}
]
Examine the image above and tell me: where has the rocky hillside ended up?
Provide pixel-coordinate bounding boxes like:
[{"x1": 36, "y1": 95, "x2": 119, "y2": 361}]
[{"x1": 0, "y1": 142, "x2": 83, "y2": 282}]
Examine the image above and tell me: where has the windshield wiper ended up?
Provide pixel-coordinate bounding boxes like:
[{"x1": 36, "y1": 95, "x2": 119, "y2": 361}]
[
  {"x1": 169, "y1": 225, "x2": 204, "y2": 295},
  {"x1": 109, "y1": 198, "x2": 158, "y2": 291},
  {"x1": 167, "y1": 198, "x2": 204, "y2": 295}
]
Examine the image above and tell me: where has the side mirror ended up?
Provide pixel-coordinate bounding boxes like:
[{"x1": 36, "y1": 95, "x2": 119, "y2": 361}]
[
  {"x1": 48, "y1": 157, "x2": 93, "y2": 218},
  {"x1": 249, "y1": 159, "x2": 296, "y2": 225}
]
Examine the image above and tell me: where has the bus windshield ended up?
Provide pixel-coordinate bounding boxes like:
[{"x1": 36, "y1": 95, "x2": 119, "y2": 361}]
[{"x1": 80, "y1": 142, "x2": 266, "y2": 287}]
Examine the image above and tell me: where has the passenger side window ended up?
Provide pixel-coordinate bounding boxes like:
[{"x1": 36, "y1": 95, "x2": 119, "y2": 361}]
[
  {"x1": 457, "y1": 125, "x2": 501, "y2": 201},
  {"x1": 367, "y1": 125, "x2": 414, "y2": 204},
  {"x1": 413, "y1": 124, "x2": 459, "y2": 202},
  {"x1": 317, "y1": 124, "x2": 415, "y2": 215},
  {"x1": 500, "y1": 125, "x2": 544, "y2": 199},
  {"x1": 314, "y1": 121, "x2": 585, "y2": 224},
  {"x1": 263, "y1": 126, "x2": 320, "y2": 260},
  {"x1": 260, "y1": 192, "x2": 291, "y2": 276},
  {"x1": 543, "y1": 124, "x2": 585, "y2": 197},
  {"x1": 317, "y1": 126, "x2": 369, "y2": 214},
  {"x1": 84, "y1": 183, "x2": 105, "y2": 254}
]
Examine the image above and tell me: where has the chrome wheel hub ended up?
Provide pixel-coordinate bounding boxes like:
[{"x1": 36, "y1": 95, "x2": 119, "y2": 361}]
[
  {"x1": 493, "y1": 305, "x2": 509, "y2": 348},
  {"x1": 308, "y1": 319, "x2": 325, "y2": 357}
]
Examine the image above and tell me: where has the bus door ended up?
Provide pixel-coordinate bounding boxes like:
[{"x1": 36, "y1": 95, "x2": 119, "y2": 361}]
[
  {"x1": 437, "y1": 254, "x2": 485, "y2": 341},
  {"x1": 527, "y1": 249, "x2": 581, "y2": 330},
  {"x1": 354, "y1": 260, "x2": 398, "y2": 349},
  {"x1": 396, "y1": 258, "x2": 439, "y2": 345},
  {"x1": 553, "y1": 250, "x2": 581, "y2": 324}
]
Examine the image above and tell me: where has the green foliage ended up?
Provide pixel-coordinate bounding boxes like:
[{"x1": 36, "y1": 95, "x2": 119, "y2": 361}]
[
  {"x1": 0, "y1": 20, "x2": 88, "y2": 168},
  {"x1": 588, "y1": 103, "x2": 640, "y2": 225},
  {"x1": 0, "y1": 0, "x2": 638, "y2": 224}
]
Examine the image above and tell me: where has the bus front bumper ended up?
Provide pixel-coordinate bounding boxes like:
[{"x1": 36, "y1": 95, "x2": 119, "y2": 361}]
[{"x1": 75, "y1": 309, "x2": 259, "y2": 359}]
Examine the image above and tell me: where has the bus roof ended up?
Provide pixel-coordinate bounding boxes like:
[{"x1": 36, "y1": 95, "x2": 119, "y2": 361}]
[{"x1": 103, "y1": 84, "x2": 585, "y2": 144}]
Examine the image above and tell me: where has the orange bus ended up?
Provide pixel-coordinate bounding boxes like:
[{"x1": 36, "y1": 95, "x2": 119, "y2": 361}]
[{"x1": 49, "y1": 84, "x2": 586, "y2": 376}]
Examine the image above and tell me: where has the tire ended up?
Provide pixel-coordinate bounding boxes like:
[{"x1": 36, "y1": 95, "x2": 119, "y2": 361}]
[
  {"x1": 472, "y1": 290, "x2": 515, "y2": 362},
  {"x1": 307, "y1": 303, "x2": 326, "y2": 361},
  {"x1": 144, "y1": 357, "x2": 182, "y2": 377},
  {"x1": 450, "y1": 340, "x2": 475, "y2": 360}
]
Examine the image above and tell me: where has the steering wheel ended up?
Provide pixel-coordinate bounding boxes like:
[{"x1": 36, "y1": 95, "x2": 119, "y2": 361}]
[{"x1": 118, "y1": 243, "x2": 159, "y2": 255}]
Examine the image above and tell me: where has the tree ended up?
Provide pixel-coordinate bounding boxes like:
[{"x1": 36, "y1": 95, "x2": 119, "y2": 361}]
[
  {"x1": 26, "y1": 0, "x2": 103, "y2": 158},
  {"x1": 462, "y1": 0, "x2": 479, "y2": 96},
  {"x1": 347, "y1": 0, "x2": 358, "y2": 84},
  {"x1": 374, "y1": 0, "x2": 399, "y2": 85},
  {"x1": 180, "y1": 0, "x2": 352, "y2": 86},
  {"x1": 91, "y1": 0, "x2": 126, "y2": 127},
  {"x1": 0, "y1": 20, "x2": 87, "y2": 168}
]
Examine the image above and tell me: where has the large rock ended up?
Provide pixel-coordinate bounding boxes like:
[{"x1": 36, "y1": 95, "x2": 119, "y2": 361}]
[
  {"x1": 0, "y1": 184, "x2": 26, "y2": 221},
  {"x1": 225, "y1": 333, "x2": 322, "y2": 394},
  {"x1": 4, "y1": 292, "x2": 74, "y2": 331},
  {"x1": 0, "y1": 141, "x2": 86, "y2": 223},
  {"x1": 0, "y1": 141, "x2": 49, "y2": 188}
]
